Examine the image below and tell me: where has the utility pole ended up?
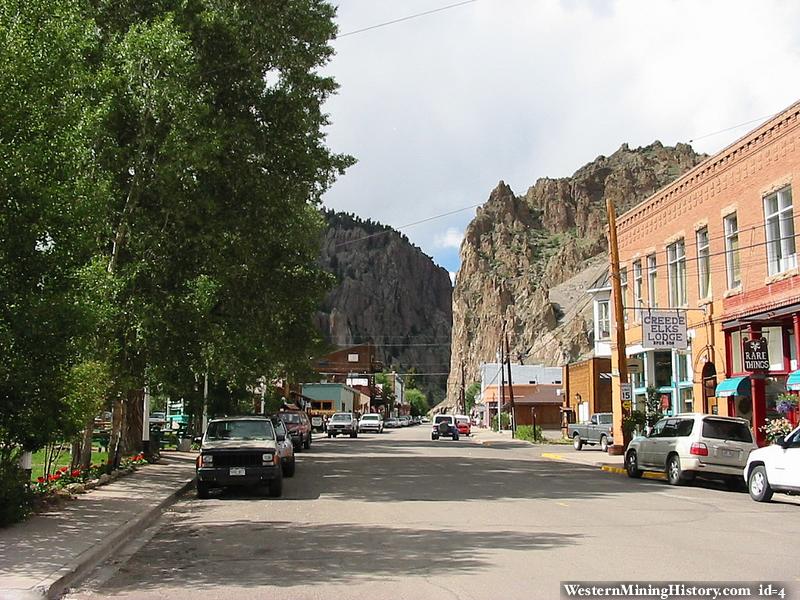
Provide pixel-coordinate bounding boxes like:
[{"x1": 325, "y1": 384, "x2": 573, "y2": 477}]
[
  {"x1": 505, "y1": 329, "x2": 516, "y2": 438},
  {"x1": 607, "y1": 196, "x2": 629, "y2": 456},
  {"x1": 459, "y1": 360, "x2": 466, "y2": 415},
  {"x1": 499, "y1": 323, "x2": 506, "y2": 432}
]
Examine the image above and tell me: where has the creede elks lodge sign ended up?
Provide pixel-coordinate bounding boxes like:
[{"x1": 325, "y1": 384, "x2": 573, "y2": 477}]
[{"x1": 642, "y1": 310, "x2": 688, "y2": 350}]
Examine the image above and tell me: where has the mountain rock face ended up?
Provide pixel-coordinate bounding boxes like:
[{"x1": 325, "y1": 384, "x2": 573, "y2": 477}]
[
  {"x1": 316, "y1": 211, "x2": 453, "y2": 402},
  {"x1": 447, "y1": 142, "x2": 705, "y2": 404}
]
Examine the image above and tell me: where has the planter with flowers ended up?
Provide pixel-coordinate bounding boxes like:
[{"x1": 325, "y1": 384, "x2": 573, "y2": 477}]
[
  {"x1": 760, "y1": 417, "x2": 795, "y2": 445},
  {"x1": 31, "y1": 453, "x2": 149, "y2": 509},
  {"x1": 775, "y1": 393, "x2": 799, "y2": 426}
]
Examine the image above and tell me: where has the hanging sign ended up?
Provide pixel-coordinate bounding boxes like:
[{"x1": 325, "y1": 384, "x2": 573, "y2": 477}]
[
  {"x1": 642, "y1": 310, "x2": 688, "y2": 350},
  {"x1": 743, "y1": 338, "x2": 770, "y2": 372}
]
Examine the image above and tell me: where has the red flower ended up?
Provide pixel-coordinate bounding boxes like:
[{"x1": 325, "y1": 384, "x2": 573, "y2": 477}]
[
  {"x1": 71, "y1": 469, "x2": 81, "y2": 477},
  {"x1": 48, "y1": 475, "x2": 58, "y2": 481},
  {"x1": 37, "y1": 477, "x2": 45, "y2": 483},
  {"x1": 59, "y1": 466, "x2": 68, "y2": 473}
]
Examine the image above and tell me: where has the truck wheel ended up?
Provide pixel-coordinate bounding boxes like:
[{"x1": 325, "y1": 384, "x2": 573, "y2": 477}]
[
  {"x1": 283, "y1": 457, "x2": 296, "y2": 478},
  {"x1": 303, "y1": 434, "x2": 311, "y2": 450},
  {"x1": 748, "y1": 465, "x2": 774, "y2": 502},
  {"x1": 573, "y1": 433, "x2": 583, "y2": 451},
  {"x1": 600, "y1": 435, "x2": 609, "y2": 453},
  {"x1": 196, "y1": 480, "x2": 211, "y2": 499},
  {"x1": 625, "y1": 450, "x2": 642, "y2": 478},
  {"x1": 268, "y1": 471, "x2": 283, "y2": 498},
  {"x1": 431, "y1": 434, "x2": 439, "y2": 440}
]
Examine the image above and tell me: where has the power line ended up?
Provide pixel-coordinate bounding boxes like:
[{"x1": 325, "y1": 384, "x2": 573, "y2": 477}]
[
  {"x1": 336, "y1": 0, "x2": 477, "y2": 38},
  {"x1": 688, "y1": 112, "x2": 778, "y2": 144}
]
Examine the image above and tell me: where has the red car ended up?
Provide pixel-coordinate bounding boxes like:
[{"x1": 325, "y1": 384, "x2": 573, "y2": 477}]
[{"x1": 455, "y1": 415, "x2": 471, "y2": 436}]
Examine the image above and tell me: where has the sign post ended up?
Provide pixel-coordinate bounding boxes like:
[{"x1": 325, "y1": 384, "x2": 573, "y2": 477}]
[{"x1": 743, "y1": 338, "x2": 770, "y2": 372}]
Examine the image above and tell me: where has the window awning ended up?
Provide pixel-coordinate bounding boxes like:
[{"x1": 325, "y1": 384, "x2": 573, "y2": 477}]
[
  {"x1": 787, "y1": 370, "x2": 800, "y2": 391},
  {"x1": 715, "y1": 376, "x2": 751, "y2": 398}
]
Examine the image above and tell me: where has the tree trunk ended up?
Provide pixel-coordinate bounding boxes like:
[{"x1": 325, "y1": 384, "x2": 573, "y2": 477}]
[
  {"x1": 108, "y1": 394, "x2": 125, "y2": 471},
  {"x1": 79, "y1": 419, "x2": 94, "y2": 470},
  {"x1": 70, "y1": 441, "x2": 81, "y2": 470},
  {"x1": 122, "y1": 388, "x2": 144, "y2": 456}
]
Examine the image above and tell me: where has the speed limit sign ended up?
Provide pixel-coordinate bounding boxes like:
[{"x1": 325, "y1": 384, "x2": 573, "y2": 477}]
[{"x1": 620, "y1": 383, "x2": 633, "y2": 403}]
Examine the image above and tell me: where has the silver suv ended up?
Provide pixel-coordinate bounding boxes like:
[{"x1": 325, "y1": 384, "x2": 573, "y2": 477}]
[{"x1": 625, "y1": 413, "x2": 755, "y2": 487}]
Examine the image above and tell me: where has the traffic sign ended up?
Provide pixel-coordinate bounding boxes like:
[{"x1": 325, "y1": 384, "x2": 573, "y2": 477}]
[
  {"x1": 620, "y1": 383, "x2": 633, "y2": 403},
  {"x1": 622, "y1": 400, "x2": 632, "y2": 410}
]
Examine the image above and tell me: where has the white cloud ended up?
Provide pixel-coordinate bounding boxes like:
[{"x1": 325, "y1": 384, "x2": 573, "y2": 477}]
[
  {"x1": 434, "y1": 227, "x2": 464, "y2": 250},
  {"x1": 322, "y1": 0, "x2": 800, "y2": 272},
  {"x1": 449, "y1": 271, "x2": 457, "y2": 286}
]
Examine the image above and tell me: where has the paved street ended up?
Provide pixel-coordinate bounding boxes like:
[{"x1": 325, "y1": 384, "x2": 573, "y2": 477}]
[{"x1": 67, "y1": 427, "x2": 800, "y2": 600}]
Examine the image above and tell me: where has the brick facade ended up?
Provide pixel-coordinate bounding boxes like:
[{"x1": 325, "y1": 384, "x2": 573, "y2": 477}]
[{"x1": 612, "y1": 100, "x2": 800, "y2": 445}]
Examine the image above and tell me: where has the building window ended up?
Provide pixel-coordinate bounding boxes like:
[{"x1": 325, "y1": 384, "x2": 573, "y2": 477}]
[
  {"x1": 667, "y1": 239, "x2": 687, "y2": 307},
  {"x1": 764, "y1": 186, "x2": 796, "y2": 275},
  {"x1": 647, "y1": 254, "x2": 658, "y2": 308},
  {"x1": 696, "y1": 227, "x2": 711, "y2": 300},
  {"x1": 680, "y1": 388, "x2": 694, "y2": 413},
  {"x1": 631, "y1": 352, "x2": 645, "y2": 388},
  {"x1": 597, "y1": 300, "x2": 611, "y2": 340},
  {"x1": 633, "y1": 260, "x2": 643, "y2": 321},
  {"x1": 724, "y1": 213, "x2": 741, "y2": 288},
  {"x1": 654, "y1": 351, "x2": 673, "y2": 387},
  {"x1": 676, "y1": 352, "x2": 691, "y2": 383}
]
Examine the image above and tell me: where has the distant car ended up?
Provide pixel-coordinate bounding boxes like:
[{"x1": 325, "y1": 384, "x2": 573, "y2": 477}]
[
  {"x1": 269, "y1": 416, "x2": 296, "y2": 477},
  {"x1": 744, "y1": 424, "x2": 800, "y2": 502},
  {"x1": 384, "y1": 418, "x2": 400, "y2": 428},
  {"x1": 327, "y1": 412, "x2": 358, "y2": 438},
  {"x1": 626, "y1": 413, "x2": 755, "y2": 487},
  {"x1": 398, "y1": 416, "x2": 411, "y2": 427},
  {"x1": 278, "y1": 411, "x2": 312, "y2": 451},
  {"x1": 421, "y1": 417, "x2": 430, "y2": 424},
  {"x1": 568, "y1": 412, "x2": 614, "y2": 451},
  {"x1": 455, "y1": 415, "x2": 471, "y2": 436},
  {"x1": 359, "y1": 413, "x2": 384, "y2": 433},
  {"x1": 195, "y1": 416, "x2": 282, "y2": 498},
  {"x1": 432, "y1": 415, "x2": 459, "y2": 441}
]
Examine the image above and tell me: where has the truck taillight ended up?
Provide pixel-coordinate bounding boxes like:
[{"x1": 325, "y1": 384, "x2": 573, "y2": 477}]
[{"x1": 690, "y1": 442, "x2": 708, "y2": 456}]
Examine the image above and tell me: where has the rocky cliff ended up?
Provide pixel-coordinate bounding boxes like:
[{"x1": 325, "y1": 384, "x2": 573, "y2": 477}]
[
  {"x1": 316, "y1": 210, "x2": 453, "y2": 402},
  {"x1": 446, "y1": 142, "x2": 705, "y2": 404}
]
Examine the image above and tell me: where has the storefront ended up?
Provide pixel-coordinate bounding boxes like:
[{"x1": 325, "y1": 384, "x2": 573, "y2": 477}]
[
  {"x1": 716, "y1": 306, "x2": 800, "y2": 445},
  {"x1": 627, "y1": 347, "x2": 694, "y2": 416}
]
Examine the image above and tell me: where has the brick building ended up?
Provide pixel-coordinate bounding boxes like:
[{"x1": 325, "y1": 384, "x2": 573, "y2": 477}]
[{"x1": 613, "y1": 100, "x2": 800, "y2": 446}]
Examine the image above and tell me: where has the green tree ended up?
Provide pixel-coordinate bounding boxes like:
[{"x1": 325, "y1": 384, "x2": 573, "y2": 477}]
[
  {"x1": 465, "y1": 381, "x2": 481, "y2": 413},
  {"x1": 406, "y1": 388, "x2": 429, "y2": 417}
]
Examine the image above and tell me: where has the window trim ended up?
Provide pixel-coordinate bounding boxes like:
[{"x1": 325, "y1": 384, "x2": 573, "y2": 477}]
[
  {"x1": 646, "y1": 254, "x2": 658, "y2": 308},
  {"x1": 724, "y1": 213, "x2": 741, "y2": 289},
  {"x1": 696, "y1": 227, "x2": 711, "y2": 300},
  {"x1": 667, "y1": 239, "x2": 687, "y2": 307},
  {"x1": 763, "y1": 186, "x2": 796, "y2": 276}
]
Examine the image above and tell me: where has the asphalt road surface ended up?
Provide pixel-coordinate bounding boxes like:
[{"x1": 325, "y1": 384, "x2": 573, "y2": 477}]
[{"x1": 67, "y1": 426, "x2": 800, "y2": 600}]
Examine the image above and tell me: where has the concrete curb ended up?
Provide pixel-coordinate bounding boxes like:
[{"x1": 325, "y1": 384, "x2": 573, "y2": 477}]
[
  {"x1": 34, "y1": 475, "x2": 195, "y2": 600},
  {"x1": 600, "y1": 464, "x2": 666, "y2": 480}
]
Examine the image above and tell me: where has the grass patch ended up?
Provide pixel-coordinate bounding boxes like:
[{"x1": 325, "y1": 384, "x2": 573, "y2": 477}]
[{"x1": 30, "y1": 448, "x2": 108, "y2": 481}]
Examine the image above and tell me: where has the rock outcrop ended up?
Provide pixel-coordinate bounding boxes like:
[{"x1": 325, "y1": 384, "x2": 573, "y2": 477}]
[
  {"x1": 316, "y1": 211, "x2": 453, "y2": 402},
  {"x1": 446, "y1": 142, "x2": 705, "y2": 405}
]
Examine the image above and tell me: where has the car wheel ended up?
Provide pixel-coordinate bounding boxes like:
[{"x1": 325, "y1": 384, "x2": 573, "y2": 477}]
[
  {"x1": 600, "y1": 435, "x2": 609, "y2": 453},
  {"x1": 304, "y1": 434, "x2": 311, "y2": 450},
  {"x1": 284, "y1": 458, "x2": 296, "y2": 478},
  {"x1": 452, "y1": 433, "x2": 459, "y2": 440},
  {"x1": 196, "y1": 480, "x2": 211, "y2": 499},
  {"x1": 327, "y1": 432, "x2": 332, "y2": 438},
  {"x1": 431, "y1": 434, "x2": 439, "y2": 440},
  {"x1": 625, "y1": 450, "x2": 643, "y2": 478},
  {"x1": 748, "y1": 465, "x2": 774, "y2": 502},
  {"x1": 268, "y1": 471, "x2": 283, "y2": 498},
  {"x1": 666, "y1": 454, "x2": 687, "y2": 486},
  {"x1": 573, "y1": 433, "x2": 583, "y2": 451}
]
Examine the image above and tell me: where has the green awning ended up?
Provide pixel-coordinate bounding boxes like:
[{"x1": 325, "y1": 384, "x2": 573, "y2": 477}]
[
  {"x1": 787, "y1": 370, "x2": 800, "y2": 391},
  {"x1": 715, "y1": 376, "x2": 750, "y2": 398}
]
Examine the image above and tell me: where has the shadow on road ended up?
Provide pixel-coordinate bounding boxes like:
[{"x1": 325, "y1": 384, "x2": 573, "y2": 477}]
[{"x1": 99, "y1": 520, "x2": 581, "y2": 591}]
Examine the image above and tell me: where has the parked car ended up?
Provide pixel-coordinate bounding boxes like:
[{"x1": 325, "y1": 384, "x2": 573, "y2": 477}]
[
  {"x1": 398, "y1": 416, "x2": 411, "y2": 427},
  {"x1": 744, "y1": 423, "x2": 800, "y2": 502},
  {"x1": 431, "y1": 414, "x2": 459, "y2": 441},
  {"x1": 384, "y1": 417, "x2": 400, "y2": 428},
  {"x1": 327, "y1": 412, "x2": 359, "y2": 438},
  {"x1": 278, "y1": 410, "x2": 312, "y2": 451},
  {"x1": 625, "y1": 413, "x2": 755, "y2": 487},
  {"x1": 358, "y1": 413, "x2": 384, "y2": 433},
  {"x1": 455, "y1": 415, "x2": 471, "y2": 436},
  {"x1": 269, "y1": 416, "x2": 296, "y2": 477},
  {"x1": 421, "y1": 417, "x2": 430, "y2": 423},
  {"x1": 568, "y1": 412, "x2": 614, "y2": 451},
  {"x1": 195, "y1": 416, "x2": 282, "y2": 498}
]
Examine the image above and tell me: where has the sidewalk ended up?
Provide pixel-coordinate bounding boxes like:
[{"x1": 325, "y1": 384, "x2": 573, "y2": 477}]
[{"x1": 0, "y1": 451, "x2": 196, "y2": 600}]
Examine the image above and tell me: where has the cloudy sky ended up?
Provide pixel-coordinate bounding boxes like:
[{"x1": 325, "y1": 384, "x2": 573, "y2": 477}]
[{"x1": 321, "y1": 0, "x2": 800, "y2": 282}]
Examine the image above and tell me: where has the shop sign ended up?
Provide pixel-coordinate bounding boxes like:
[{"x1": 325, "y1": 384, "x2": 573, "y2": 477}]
[
  {"x1": 743, "y1": 338, "x2": 770, "y2": 372},
  {"x1": 642, "y1": 310, "x2": 688, "y2": 350}
]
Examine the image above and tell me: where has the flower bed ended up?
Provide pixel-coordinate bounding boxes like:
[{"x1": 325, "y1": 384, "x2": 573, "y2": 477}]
[{"x1": 31, "y1": 454, "x2": 149, "y2": 503}]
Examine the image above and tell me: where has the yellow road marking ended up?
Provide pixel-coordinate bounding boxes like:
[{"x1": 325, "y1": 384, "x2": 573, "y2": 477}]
[
  {"x1": 542, "y1": 452, "x2": 564, "y2": 460},
  {"x1": 600, "y1": 465, "x2": 666, "y2": 480},
  {"x1": 556, "y1": 501, "x2": 569, "y2": 507}
]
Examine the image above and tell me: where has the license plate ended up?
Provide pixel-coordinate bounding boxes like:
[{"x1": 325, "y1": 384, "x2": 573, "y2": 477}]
[
  {"x1": 720, "y1": 449, "x2": 735, "y2": 458},
  {"x1": 229, "y1": 467, "x2": 246, "y2": 476}
]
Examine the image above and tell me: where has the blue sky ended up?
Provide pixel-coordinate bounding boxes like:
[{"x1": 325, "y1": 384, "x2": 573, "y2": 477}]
[{"x1": 321, "y1": 0, "x2": 800, "y2": 281}]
